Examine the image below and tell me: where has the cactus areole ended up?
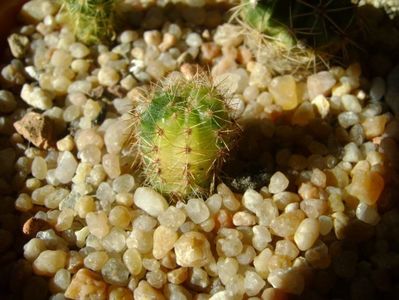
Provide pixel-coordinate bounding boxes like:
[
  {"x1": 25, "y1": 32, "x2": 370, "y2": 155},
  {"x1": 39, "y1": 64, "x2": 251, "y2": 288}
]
[{"x1": 137, "y1": 76, "x2": 238, "y2": 200}]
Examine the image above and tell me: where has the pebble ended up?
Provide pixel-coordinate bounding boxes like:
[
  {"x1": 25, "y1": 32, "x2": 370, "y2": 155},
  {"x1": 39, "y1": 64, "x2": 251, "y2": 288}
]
[
  {"x1": 185, "y1": 198, "x2": 210, "y2": 224},
  {"x1": 311, "y1": 95, "x2": 330, "y2": 118},
  {"x1": 101, "y1": 258, "x2": 130, "y2": 286},
  {"x1": 86, "y1": 211, "x2": 110, "y2": 239},
  {"x1": 269, "y1": 171, "x2": 289, "y2": 194},
  {"x1": 307, "y1": 71, "x2": 336, "y2": 100},
  {"x1": 174, "y1": 231, "x2": 212, "y2": 267},
  {"x1": 186, "y1": 32, "x2": 202, "y2": 48},
  {"x1": 214, "y1": 24, "x2": 243, "y2": 47},
  {"x1": 0, "y1": 90, "x2": 17, "y2": 113},
  {"x1": 8, "y1": 33, "x2": 29, "y2": 58},
  {"x1": 33, "y1": 250, "x2": 67, "y2": 276},
  {"x1": 269, "y1": 75, "x2": 298, "y2": 110},
  {"x1": 98, "y1": 67, "x2": 120, "y2": 87},
  {"x1": 55, "y1": 151, "x2": 78, "y2": 184},
  {"x1": 133, "y1": 187, "x2": 168, "y2": 217},
  {"x1": 21, "y1": 84, "x2": 54, "y2": 110},
  {"x1": 347, "y1": 170, "x2": 384, "y2": 205},
  {"x1": 134, "y1": 280, "x2": 165, "y2": 300},
  {"x1": 14, "y1": 112, "x2": 54, "y2": 149},
  {"x1": 370, "y1": 77, "x2": 385, "y2": 101},
  {"x1": 153, "y1": 226, "x2": 178, "y2": 259},
  {"x1": 64, "y1": 268, "x2": 108, "y2": 300},
  {"x1": 356, "y1": 202, "x2": 381, "y2": 225},
  {"x1": 270, "y1": 210, "x2": 305, "y2": 238},
  {"x1": 69, "y1": 42, "x2": 90, "y2": 58},
  {"x1": 143, "y1": 30, "x2": 161, "y2": 46},
  {"x1": 294, "y1": 218, "x2": 320, "y2": 251}
]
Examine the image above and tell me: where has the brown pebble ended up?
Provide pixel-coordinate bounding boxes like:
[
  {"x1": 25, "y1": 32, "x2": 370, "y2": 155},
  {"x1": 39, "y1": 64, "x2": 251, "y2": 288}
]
[
  {"x1": 22, "y1": 217, "x2": 51, "y2": 236},
  {"x1": 201, "y1": 42, "x2": 221, "y2": 62},
  {"x1": 13, "y1": 112, "x2": 54, "y2": 149},
  {"x1": 180, "y1": 63, "x2": 203, "y2": 80}
]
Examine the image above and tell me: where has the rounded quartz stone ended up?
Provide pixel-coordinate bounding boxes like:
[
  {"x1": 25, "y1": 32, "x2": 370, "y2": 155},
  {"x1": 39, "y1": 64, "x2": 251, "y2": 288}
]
[
  {"x1": 133, "y1": 187, "x2": 168, "y2": 217},
  {"x1": 174, "y1": 231, "x2": 213, "y2": 267},
  {"x1": 185, "y1": 198, "x2": 210, "y2": 224}
]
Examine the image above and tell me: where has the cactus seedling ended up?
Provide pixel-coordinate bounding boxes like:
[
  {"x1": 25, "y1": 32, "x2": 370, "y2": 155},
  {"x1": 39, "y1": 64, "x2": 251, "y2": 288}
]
[
  {"x1": 60, "y1": 0, "x2": 117, "y2": 45},
  {"x1": 133, "y1": 74, "x2": 239, "y2": 200},
  {"x1": 232, "y1": 0, "x2": 356, "y2": 76}
]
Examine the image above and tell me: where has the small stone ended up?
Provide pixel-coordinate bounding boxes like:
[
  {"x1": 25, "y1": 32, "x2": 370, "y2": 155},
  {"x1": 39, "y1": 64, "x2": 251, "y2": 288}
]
[
  {"x1": 143, "y1": 30, "x2": 162, "y2": 46},
  {"x1": 214, "y1": 24, "x2": 243, "y2": 47},
  {"x1": 269, "y1": 171, "x2": 289, "y2": 194},
  {"x1": 362, "y1": 115, "x2": 389, "y2": 139},
  {"x1": 153, "y1": 226, "x2": 178, "y2": 259},
  {"x1": 269, "y1": 75, "x2": 298, "y2": 110},
  {"x1": 22, "y1": 217, "x2": 51, "y2": 237},
  {"x1": 134, "y1": 187, "x2": 168, "y2": 217},
  {"x1": 341, "y1": 94, "x2": 362, "y2": 113},
  {"x1": 0, "y1": 90, "x2": 17, "y2": 113},
  {"x1": 311, "y1": 95, "x2": 330, "y2": 118},
  {"x1": 55, "y1": 151, "x2": 78, "y2": 184},
  {"x1": 291, "y1": 102, "x2": 315, "y2": 126},
  {"x1": 244, "y1": 271, "x2": 266, "y2": 296},
  {"x1": 180, "y1": 63, "x2": 201, "y2": 80},
  {"x1": 134, "y1": 281, "x2": 165, "y2": 300},
  {"x1": 69, "y1": 43, "x2": 90, "y2": 58},
  {"x1": 83, "y1": 251, "x2": 109, "y2": 272},
  {"x1": 275, "y1": 239, "x2": 299, "y2": 260},
  {"x1": 268, "y1": 268, "x2": 305, "y2": 295},
  {"x1": 186, "y1": 32, "x2": 202, "y2": 48},
  {"x1": 346, "y1": 170, "x2": 384, "y2": 205},
  {"x1": 98, "y1": 67, "x2": 120, "y2": 87},
  {"x1": 252, "y1": 225, "x2": 272, "y2": 251},
  {"x1": 270, "y1": 210, "x2": 305, "y2": 238},
  {"x1": 307, "y1": 71, "x2": 336, "y2": 100},
  {"x1": 86, "y1": 211, "x2": 110, "y2": 239},
  {"x1": 102, "y1": 154, "x2": 121, "y2": 179},
  {"x1": 159, "y1": 33, "x2": 176, "y2": 52},
  {"x1": 338, "y1": 112, "x2": 359, "y2": 129},
  {"x1": 355, "y1": 202, "x2": 381, "y2": 225},
  {"x1": 201, "y1": 42, "x2": 220, "y2": 62},
  {"x1": 294, "y1": 218, "x2": 320, "y2": 251},
  {"x1": 33, "y1": 250, "x2": 67, "y2": 276},
  {"x1": 370, "y1": 77, "x2": 385, "y2": 101},
  {"x1": 185, "y1": 198, "x2": 210, "y2": 224},
  {"x1": 31, "y1": 156, "x2": 47, "y2": 180},
  {"x1": 64, "y1": 268, "x2": 108, "y2": 300},
  {"x1": 174, "y1": 231, "x2": 212, "y2": 267},
  {"x1": 167, "y1": 268, "x2": 188, "y2": 284},
  {"x1": 123, "y1": 248, "x2": 142, "y2": 276},
  {"x1": 232, "y1": 211, "x2": 256, "y2": 226},
  {"x1": 101, "y1": 258, "x2": 130, "y2": 286},
  {"x1": 7, "y1": 33, "x2": 29, "y2": 57},
  {"x1": 158, "y1": 206, "x2": 186, "y2": 230},
  {"x1": 14, "y1": 112, "x2": 54, "y2": 149}
]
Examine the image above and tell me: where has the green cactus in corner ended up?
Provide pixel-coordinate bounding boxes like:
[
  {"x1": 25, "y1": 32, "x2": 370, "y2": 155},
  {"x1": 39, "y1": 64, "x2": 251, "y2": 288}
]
[
  {"x1": 61, "y1": 0, "x2": 117, "y2": 45},
  {"x1": 232, "y1": 0, "x2": 356, "y2": 77},
  {"x1": 134, "y1": 74, "x2": 239, "y2": 200}
]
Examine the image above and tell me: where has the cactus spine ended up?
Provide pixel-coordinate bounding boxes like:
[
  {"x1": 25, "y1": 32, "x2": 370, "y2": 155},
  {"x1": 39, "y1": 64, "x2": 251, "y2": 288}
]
[
  {"x1": 135, "y1": 75, "x2": 238, "y2": 200},
  {"x1": 233, "y1": 0, "x2": 356, "y2": 76},
  {"x1": 61, "y1": 0, "x2": 117, "y2": 45}
]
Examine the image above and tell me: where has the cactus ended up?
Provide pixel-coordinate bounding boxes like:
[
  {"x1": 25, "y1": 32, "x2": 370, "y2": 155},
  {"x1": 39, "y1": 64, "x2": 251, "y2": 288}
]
[
  {"x1": 134, "y1": 74, "x2": 239, "y2": 200},
  {"x1": 232, "y1": 0, "x2": 356, "y2": 76},
  {"x1": 60, "y1": 0, "x2": 117, "y2": 45}
]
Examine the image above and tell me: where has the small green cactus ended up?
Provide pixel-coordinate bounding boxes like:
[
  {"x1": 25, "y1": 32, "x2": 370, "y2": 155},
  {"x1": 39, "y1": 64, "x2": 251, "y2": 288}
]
[
  {"x1": 232, "y1": 0, "x2": 356, "y2": 76},
  {"x1": 61, "y1": 0, "x2": 117, "y2": 45},
  {"x1": 134, "y1": 74, "x2": 239, "y2": 200}
]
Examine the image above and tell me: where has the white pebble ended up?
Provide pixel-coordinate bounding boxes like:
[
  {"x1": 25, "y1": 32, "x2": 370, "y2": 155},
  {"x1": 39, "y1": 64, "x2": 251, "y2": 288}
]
[
  {"x1": 21, "y1": 84, "x2": 54, "y2": 110},
  {"x1": 185, "y1": 32, "x2": 202, "y2": 48},
  {"x1": 55, "y1": 151, "x2": 78, "y2": 184},
  {"x1": 133, "y1": 187, "x2": 168, "y2": 217},
  {"x1": 269, "y1": 171, "x2": 289, "y2": 194},
  {"x1": 185, "y1": 198, "x2": 210, "y2": 224},
  {"x1": 356, "y1": 202, "x2": 380, "y2": 225},
  {"x1": 294, "y1": 218, "x2": 320, "y2": 251}
]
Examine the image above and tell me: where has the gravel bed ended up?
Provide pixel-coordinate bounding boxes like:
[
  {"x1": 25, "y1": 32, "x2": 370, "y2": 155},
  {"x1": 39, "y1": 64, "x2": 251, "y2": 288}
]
[{"x1": 1, "y1": 0, "x2": 399, "y2": 299}]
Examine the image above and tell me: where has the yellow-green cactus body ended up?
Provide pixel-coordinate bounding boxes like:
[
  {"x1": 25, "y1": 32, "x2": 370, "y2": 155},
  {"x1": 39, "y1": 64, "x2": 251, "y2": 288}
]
[
  {"x1": 234, "y1": 0, "x2": 356, "y2": 76},
  {"x1": 138, "y1": 78, "x2": 236, "y2": 199},
  {"x1": 61, "y1": 0, "x2": 116, "y2": 45}
]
